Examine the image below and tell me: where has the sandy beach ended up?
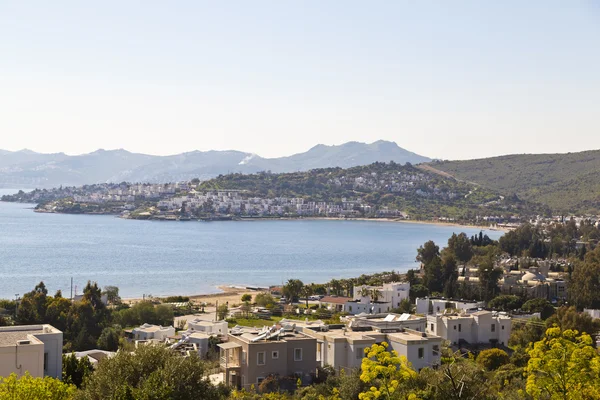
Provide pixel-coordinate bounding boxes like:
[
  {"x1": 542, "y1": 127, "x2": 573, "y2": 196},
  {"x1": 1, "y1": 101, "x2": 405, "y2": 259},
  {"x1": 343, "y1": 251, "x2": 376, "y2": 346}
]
[{"x1": 123, "y1": 285, "x2": 262, "y2": 306}]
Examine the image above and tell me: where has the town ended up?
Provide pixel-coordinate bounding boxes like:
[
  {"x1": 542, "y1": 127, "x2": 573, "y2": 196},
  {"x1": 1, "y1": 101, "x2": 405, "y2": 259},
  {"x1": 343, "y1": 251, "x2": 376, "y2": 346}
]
[{"x1": 2, "y1": 222, "x2": 600, "y2": 398}]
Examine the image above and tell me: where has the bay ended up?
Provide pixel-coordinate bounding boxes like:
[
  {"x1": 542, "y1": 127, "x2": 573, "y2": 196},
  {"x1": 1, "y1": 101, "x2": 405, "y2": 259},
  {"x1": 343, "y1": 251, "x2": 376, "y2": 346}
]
[{"x1": 0, "y1": 192, "x2": 503, "y2": 299}]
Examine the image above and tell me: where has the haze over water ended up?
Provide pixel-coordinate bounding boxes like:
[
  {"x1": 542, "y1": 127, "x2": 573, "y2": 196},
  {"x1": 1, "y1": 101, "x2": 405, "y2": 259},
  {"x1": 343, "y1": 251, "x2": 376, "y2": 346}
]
[{"x1": 0, "y1": 195, "x2": 502, "y2": 299}]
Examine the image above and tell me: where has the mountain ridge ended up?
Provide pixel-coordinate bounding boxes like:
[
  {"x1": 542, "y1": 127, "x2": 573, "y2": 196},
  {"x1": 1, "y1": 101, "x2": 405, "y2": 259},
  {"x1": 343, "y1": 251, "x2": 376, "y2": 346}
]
[{"x1": 0, "y1": 140, "x2": 430, "y2": 188}]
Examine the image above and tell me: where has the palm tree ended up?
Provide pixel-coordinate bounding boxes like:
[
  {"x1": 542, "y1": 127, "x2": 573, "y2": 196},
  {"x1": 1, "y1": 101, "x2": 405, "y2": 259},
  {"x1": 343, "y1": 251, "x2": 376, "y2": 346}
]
[
  {"x1": 300, "y1": 286, "x2": 313, "y2": 309},
  {"x1": 359, "y1": 286, "x2": 370, "y2": 298},
  {"x1": 370, "y1": 289, "x2": 382, "y2": 303}
]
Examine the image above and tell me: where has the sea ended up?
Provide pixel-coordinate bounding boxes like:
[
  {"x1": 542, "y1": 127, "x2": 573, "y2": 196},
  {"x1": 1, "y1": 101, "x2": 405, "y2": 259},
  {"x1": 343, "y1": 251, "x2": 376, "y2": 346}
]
[{"x1": 0, "y1": 189, "x2": 503, "y2": 299}]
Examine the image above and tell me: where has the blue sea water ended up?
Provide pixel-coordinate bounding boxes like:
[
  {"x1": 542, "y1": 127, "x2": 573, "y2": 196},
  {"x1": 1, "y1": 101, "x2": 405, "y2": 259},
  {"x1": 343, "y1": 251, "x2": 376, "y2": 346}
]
[{"x1": 0, "y1": 192, "x2": 503, "y2": 299}]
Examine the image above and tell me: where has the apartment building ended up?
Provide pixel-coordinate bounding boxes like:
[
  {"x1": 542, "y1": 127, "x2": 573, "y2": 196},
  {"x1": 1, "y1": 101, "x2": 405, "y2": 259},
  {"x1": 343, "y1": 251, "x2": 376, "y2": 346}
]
[
  {"x1": 218, "y1": 325, "x2": 317, "y2": 389},
  {"x1": 426, "y1": 310, "x2": 511, "y2": 347},
  {"x1": 0, "y1": 325, "x2": 63, "y2": 379},
  {"x1": 187, "y1": 319, "x2": 228, "y2": 339}
]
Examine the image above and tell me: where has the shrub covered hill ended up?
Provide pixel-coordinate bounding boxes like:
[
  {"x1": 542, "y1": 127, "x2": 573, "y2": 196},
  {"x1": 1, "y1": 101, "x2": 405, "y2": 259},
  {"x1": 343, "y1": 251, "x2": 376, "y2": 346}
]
[
  {"x1": 427, "y1": 149, "x2": 600, "y2": 215},
  {"x1": 198, "y1": 162, "x2": 542, "y2": 220}
]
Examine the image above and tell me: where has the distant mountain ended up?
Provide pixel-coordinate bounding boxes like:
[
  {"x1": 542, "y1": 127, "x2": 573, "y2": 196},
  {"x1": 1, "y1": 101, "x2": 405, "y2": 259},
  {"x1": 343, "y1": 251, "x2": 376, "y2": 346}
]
[
  {"x1": 0, "y1": 141, "x2": 430, "y2": 188},
  {"x1": 428, "y1": 150, "x2": 600, "y2": 214}
]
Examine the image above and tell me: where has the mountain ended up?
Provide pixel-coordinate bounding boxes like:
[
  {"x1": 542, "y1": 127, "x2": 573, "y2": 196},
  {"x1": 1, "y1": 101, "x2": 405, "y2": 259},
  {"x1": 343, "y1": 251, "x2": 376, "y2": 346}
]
[
  {"x1": 428, "y1": 150, "x2": 600, "y2": 214},
  {"x1": 0, "y1": 141, "x2": 430, "y2": 188}
]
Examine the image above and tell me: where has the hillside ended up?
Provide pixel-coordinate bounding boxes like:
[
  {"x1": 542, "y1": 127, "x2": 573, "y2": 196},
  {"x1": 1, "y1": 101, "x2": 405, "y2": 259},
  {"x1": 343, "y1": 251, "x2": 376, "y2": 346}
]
[
  {"x1": 430, "y1": 150, "x2": 600, "y2": 214},
  {"x1": 0, "y1": 141, "x2": 430, "y2": 188},
  {"x1": 198, "y1": 162, "x2": 537, "y2": 220}
]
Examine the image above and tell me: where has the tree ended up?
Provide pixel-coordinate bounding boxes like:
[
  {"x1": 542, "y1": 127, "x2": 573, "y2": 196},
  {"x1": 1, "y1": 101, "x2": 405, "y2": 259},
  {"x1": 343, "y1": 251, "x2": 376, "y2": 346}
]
[
  {"x1": 282, "y1": 279, "x2": 304, "y2": 303},
  {"x1": 569, "y1": 246, "x2": 600, "y2": 310},
  {"x1": 217, "y1": 304, "x2": 229, "y2": 320},
  {"x1": 441, "y1": 252, "x2": 458, "y2": 298},
  {"x1": 0, "y1": 373, "x2": 76, "y2": 400},
  {"x1": 416, "y1": 240, "x2": 440, "y2": 265},
  {"x1": 509, "y1": 318, "x2": 546, "y2": 350},
  {"x1": 423, "y1": 256, "x2": 444, "y2": 294},
  {"x1": 409, "y1": 284, "x2": 428, "y2": 302},
  {"x1": 370, "y1": 289, "x2": 382, "y2": 303},
  {"x1": 392, "y1": 298, "x2": 413, "y2": 314},
  {"x1": 358, "y1": 342, "x2": 418, "y2": 400},
  {"x1": 241, "y1": 294, "x2": 252, "y2": 303},
  {"x1": 301, "y1": 285, "x2": 313, "y2": 309},
  {"x1": 419, "y1": 358, "x2": 492, "y2": 400},
  {"x1": 63, "y1": 352, "x2": 93, "y2": 388},
  {"x1": 477, "y1": 260, "x2": 503, "y2": 302},
  {"x1": 102, "y1": 286, "x2": 121, "y2": 305},
  {"x1": 97, "y1": 326, "x2": 121, "y2": 351},
  {"x1": 476, "y1": 348, "x2": 509, "y2": 371},
  {"x1": 76, "y1": 345, "x2": 225, "y2": 400},
  {"x1": 522, "y1": 298, "x2": 555, "y2": 320},
  {"x1": 545, "y1": 306, "x2": 600, "y2": 336},
  {"x1": 447, "y1": 233, "x2": 474, "y2": 263},
  {"x1": 526, "y1": 328, "x2": 600, "y2": 399},
  {"x1": 254, "y1": 293, "x2": 276, "y2": 308},
  {"x1": 488, "y1": 295, "x2": 524, "y2": 312}
]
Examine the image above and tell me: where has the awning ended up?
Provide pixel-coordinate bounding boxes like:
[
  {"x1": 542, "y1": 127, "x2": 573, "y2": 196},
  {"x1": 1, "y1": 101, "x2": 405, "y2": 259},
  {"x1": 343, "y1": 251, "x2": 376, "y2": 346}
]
[{"x1": 218, "y1": 342, "x2": 242, "y2": 350}]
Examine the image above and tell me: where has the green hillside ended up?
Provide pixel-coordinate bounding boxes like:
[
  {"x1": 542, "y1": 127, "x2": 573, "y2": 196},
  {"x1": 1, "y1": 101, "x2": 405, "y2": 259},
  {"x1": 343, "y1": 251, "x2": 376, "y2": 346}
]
[
  {"x1": 430, "y1": 150, "x2": 600, "y2": 214},
  {"x1": 198, "y1": 162, "x2": 539, "y2": 220}
]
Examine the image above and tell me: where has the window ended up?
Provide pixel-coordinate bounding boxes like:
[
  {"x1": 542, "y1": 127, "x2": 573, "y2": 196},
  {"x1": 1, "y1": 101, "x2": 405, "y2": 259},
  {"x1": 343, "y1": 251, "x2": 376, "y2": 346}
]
[
  {"x1": 458, "y1": 324, "x2": 462, "y2": 332},
  {"x1": 348, "y1": 306, "x2": 352, "y2": 312},
  {"x1": 501, "y1": 325, "x2": 504, "y2": 330},
  {"x1": 294, "y1": 348, "x2": 303, "y2": 361},
  {"x1": 272, "y1": 351, "x2": 279, "y2": 359},
  {"x1": 356, "y1": 347, "x2": 364, "y2": 359},
  {"x1": 430, "y1": 323, "x2": 434, "y2": 332},
  {"x1": 257, "y1": 352, "x2": 265, "y2": 366},
  {"x1": 257, "y1": 377, "x2": 265, "y2": 385},
  {"x1": 453, "y1": 325, "x2": 456, "y2": 330},
  {"x1": 491, "y1": 324, "x2": 496, "y2": 332},
  {"x1": 418, "y1": 347, "x2": 424, "y2": 359},
  {"x1": 242, "y1": 351, "x2": 247, "y2": 365}
]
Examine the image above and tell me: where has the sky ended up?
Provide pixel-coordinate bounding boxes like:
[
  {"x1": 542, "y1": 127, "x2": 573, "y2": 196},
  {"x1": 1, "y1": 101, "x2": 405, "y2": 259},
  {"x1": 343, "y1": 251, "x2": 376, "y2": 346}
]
[{"x1": 1, "y1": 1, "x2": 599, "y2": 160}]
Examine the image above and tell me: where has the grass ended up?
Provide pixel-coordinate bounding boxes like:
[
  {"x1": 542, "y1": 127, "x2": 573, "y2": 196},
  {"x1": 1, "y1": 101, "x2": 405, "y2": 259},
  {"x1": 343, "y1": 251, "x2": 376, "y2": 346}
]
[{"x1": 226, "y1": 316, "x2": 283, "y2": 328}]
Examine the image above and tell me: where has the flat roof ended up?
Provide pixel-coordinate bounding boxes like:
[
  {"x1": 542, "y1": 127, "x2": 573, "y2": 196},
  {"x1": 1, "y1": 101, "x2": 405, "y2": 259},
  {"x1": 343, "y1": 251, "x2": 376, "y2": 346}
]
[
  {"x1": 218, "y1": 342, "x2": 242, "y2": 350},
  {"x1": 0, "y1": 329, "x2": 44, "y2": 347}
]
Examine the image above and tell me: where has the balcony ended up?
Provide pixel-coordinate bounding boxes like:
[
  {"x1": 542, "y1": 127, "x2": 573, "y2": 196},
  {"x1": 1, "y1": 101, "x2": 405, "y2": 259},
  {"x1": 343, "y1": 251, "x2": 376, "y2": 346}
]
[{"x1": 218, "y1": 342, "x2": 242, "y2": 369}]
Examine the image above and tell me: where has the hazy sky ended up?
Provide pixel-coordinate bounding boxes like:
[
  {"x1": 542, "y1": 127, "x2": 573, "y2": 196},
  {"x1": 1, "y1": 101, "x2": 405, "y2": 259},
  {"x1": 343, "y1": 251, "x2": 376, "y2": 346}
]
[{"x1": 1, "y1": 1, "x2": 599, "y2": 160}]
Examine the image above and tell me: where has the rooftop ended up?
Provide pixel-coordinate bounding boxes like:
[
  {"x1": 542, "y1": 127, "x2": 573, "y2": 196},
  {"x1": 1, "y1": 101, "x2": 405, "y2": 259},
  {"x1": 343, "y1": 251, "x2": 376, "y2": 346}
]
[
  {"x1": 0, "y1": 325, "x2": 60, "y2": 347},
  {"x1": 229, "y1": 325, "x2": 313, "y2": 343}
]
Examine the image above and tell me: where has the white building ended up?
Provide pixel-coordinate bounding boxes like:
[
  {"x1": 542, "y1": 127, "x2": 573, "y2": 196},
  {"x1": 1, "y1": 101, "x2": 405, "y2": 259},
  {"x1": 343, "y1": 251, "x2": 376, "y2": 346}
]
[
  {"x1": 426, "y1": 310, "x2": 511, "y2": 347},
  {"x1": 187, "y1": 319, "x2": 228, "y2": 339},
  {"x1": 131, "y1": 324, "x2": 175, "y2": 341},
  {"x1": 345, "y1": 282, "x2": 410, "y2": 315},
  {"x1": 0, "y1": 325, "x2": 63, "y2": 379},
  {"x1": 74, "y1": 349, "x2": 116, "y2": 367},
  {"x1": 415, "y1": 297, "x2": 483, "y2": 315}
]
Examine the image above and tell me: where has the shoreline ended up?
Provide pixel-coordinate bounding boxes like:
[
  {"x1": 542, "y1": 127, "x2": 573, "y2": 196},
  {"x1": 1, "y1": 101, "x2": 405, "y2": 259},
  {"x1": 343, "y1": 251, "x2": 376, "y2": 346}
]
[{"x1": 23, "y1": 205, "x2": 510, "y2": 232}]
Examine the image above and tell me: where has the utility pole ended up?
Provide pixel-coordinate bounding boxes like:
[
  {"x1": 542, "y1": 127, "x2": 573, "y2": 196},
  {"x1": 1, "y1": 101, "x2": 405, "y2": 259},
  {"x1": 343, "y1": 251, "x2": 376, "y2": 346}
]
[{"x1": 70, "y1": 277, "x2": 73, "y2": 301}]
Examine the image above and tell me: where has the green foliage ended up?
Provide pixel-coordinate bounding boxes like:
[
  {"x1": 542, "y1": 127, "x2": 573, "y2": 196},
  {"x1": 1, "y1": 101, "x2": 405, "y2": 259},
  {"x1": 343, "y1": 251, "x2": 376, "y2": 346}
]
[
  {"x1": 76, "y1": 345, "x2": 226, "y2": 400},
  {"x1": 0, "y1": 373, "x2": 76, "y2": 400},
  {"x1": 488, "y1": 295, "x2": 524, "y2": 312},
  {"x1": 113, "y1": 301, "x2": 174, "y2": 328},
  {"x1": 241, "y1": 294, "x2": 252, "y2": 302},
  {"x1": 63, "y1": 353, "x2": 94, "y2": 388},
  {"x1": 521, "y1": 298, "x2": 555, "y2": 320},
  {"x1": 570, "y1": 245, "x2": 600, "y2": 309},
  {"x1": 545, "y1": 306, "x2": 600, "y2": 336},
  {"x1": 432, "y1": 151, "x2": 600, "y2": 214},
  {"x1": 282, "y1": 279, "x2": 304, "y2": 303},
  {"x1": 476, "y1": 348, "x2": 510, "y2": 371},
  {"x1": 254, "y1": 293, "x2": 277, "y2": 308},
  {"x1": 97, "y1": 326, "x2": 121, "y2": 351},
  {"x1": 446, "y1": 232, "x2": 473, "y2": 263},
  {"x1": 217, "y1": 304, "x2": 229, "y2": 320}
]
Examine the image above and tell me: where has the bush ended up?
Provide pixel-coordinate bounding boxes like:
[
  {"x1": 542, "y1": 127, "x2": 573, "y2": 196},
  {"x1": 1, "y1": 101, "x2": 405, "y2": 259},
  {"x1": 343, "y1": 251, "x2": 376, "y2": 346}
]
[{"x1": 476, "y1": 348, "x2": 510, "y2": 371}]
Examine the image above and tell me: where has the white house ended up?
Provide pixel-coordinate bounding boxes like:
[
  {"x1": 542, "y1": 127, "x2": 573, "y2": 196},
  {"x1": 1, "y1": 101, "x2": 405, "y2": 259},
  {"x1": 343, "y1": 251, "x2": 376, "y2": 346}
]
[
  {"x1": 415, "y1": 297, "x2": 483, "y2": 315},
  {"x1": 187, "y1": 319, "x2": 228, "y2": 338},
  {"x1": 426, "y1": 310, "x2": 511, "y2": 347},
  {"x1": 131, "y1": 324, "x2": 175, "y2": 341},
  {"x1": 0, "y1": 325, "x2": 63, "y2": 379},
  {"x1": 345, "y1": 282, "x2": 410, "y2": 315}
]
